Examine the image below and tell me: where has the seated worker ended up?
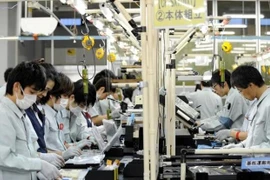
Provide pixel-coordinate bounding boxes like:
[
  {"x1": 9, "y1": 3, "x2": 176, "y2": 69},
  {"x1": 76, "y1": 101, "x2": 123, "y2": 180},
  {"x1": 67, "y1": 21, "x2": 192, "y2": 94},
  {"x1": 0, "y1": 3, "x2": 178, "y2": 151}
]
[
  {"x1": 197, "y1": 69, "x2": 248, "y2": 132},
  {"x1": 41, "y1": 73, "x2": 83, "y2": 160},
  {"x1": 0, "y1": 61, "x2": 60, "y2": 180},
  {"x1": 61, "y1": 79, "x2": 96, "y2": 143},
  {"x1": 215, "y1": 99, "x2": 257, "y2": 141},
  {"x1": 91, "y1": 77, "x2": 121, "y2": 125},
  {"x1": 0, "y1": 67, "x2": 13, "y2": 97},
  {"x1": 223, "y1": 65, "x2": 270, "y2": 149},
  {"x1": 25, "y1": 62, "x2": 57, "y2": 153},
  {"x1": 186, "y1": 71, "x2": 223, "y2": 120}
]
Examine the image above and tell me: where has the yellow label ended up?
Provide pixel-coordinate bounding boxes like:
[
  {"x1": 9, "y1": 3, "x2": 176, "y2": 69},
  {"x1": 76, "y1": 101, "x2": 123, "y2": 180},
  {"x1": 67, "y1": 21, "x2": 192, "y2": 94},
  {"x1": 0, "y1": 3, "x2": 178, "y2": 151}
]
[{"x1": 154, "y1": 0, "x2": 207, "y2": 28}]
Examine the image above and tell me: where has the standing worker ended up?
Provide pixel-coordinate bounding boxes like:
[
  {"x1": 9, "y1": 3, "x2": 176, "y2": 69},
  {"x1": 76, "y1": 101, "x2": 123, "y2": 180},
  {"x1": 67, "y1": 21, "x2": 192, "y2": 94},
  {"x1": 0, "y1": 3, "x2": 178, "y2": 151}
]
[
  {"x1": 197, "y1": 69, "x2": 248, "y2": 132},
  {"x1": 0, "y1": 61, "x2": 61, "y2": 180},
  {"x1": 186, "y1": 71, "x2": 223, "y2": 120}
]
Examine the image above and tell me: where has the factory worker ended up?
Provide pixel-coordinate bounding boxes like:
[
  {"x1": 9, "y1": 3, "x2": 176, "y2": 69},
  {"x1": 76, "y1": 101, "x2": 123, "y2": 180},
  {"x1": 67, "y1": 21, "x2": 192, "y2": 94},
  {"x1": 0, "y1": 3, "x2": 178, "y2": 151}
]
[
  {"x1": 96, "y1": 87, "x2": 123, "y2": 115},
  {"x1": 41, "y1": 73, "x2": 82, "y2": 160},
  {"x1": 90, "y1": 70, "x2": 119, "y2": 125},
  {"x1": 197, "y1": 69, "x2": 248, "y2": 132},
  {"x1": 223, "y1": 65, "x2": 270, "y2": 149},
  {"x1": 215, "y1": 99, "x2": 257, "y2": 141},
  {"x1": 0, "y1": 67, "x2": 13, "y2": 97},
  {"x1": 25, "y1": 62, "x2": 57, "y2": 153},
  {"x1": 61, "y1": 79, "x2": 96, "y2": 144},
  {"x1": 0, "y1": 61, "x2": 60, "y2": 180},
  {"x1": 186, "y1": 71, "x2": 223, "y2": 120},
  {"x1": 91, "y1": 77, "x2": 121, "y2": 125}
]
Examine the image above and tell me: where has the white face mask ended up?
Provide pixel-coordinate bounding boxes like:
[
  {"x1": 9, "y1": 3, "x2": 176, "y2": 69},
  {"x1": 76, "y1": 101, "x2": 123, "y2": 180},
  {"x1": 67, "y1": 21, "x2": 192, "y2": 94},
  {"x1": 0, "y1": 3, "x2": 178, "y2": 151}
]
[
  {"x1": 69, "y1": 103, "x2": 84, "y2": 117},
  {"x1": 96, "y1": 93, "x2": 100, "y2": 102},
  {"x1": 53, "y1": 98, "x2": 68, "y2": 111},
  {"x1": 16, "y1": 86, "x2": 37, "y2": 110}
]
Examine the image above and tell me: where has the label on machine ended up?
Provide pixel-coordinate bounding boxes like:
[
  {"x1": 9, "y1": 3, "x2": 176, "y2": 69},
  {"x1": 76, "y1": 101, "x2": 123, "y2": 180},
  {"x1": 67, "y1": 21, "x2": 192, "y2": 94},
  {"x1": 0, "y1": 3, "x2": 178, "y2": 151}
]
[{"x1": 242, "y1": 156, "x2": 270, "y2": 170}]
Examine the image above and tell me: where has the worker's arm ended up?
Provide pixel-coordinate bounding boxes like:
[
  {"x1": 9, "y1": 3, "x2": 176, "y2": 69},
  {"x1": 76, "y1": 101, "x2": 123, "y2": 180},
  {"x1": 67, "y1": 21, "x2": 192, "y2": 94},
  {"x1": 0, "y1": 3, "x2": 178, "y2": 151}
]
[
  {"x1": 230, "y1": 130, "x2": 248, "y2": 141},
  {"x1": 92, "y1": 114, "x2": 107, "y2": 126},
  {"x1": 47, "y1": 149, "x2": 63, "y2": 156}
]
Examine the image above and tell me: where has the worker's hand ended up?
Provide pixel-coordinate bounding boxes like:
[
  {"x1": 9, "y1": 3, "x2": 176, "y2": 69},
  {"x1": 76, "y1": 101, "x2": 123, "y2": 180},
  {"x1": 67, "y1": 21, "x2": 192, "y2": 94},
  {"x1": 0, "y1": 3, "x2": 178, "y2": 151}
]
[
  {"x1": 40, "y1": 153, "x2": 65, "y2": 169},
  {"x1": 111, "y1": 109, "x2": 121, "y2": 119},
  {"x1": 75, "y1": 139, "x2": 93, "y2": 149},
  {"x1": 40, "y1": 160, "x2": 62, "y2": 180},
  {"x1": 87, "y1": 135, "x2": 97, "y2": 145},
  {"x1": 222, "y1": 143, "x2": 244, "y2": 149},
  {"x1": 215, "y1": 129, "x2": 231, "y2": 141},
  {"x1": 62, "y1": 146, "x2": 82, "y2": 160},
  {"x1": 196, "y1": 121, "x2": 201, "y2": 126}
]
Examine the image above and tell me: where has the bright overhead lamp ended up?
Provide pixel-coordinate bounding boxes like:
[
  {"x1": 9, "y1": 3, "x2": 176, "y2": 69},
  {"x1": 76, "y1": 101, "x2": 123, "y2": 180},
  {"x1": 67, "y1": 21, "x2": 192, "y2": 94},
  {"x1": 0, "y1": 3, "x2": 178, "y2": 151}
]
[
  {"x1": 92, "y1": 19, "x2": 104, "y2": 30},
  {"x1": 223, "y1": 14, "x2": 264, "y2": 19},
  {"x1": 73, "y1": 0, "x2": 87, "y2": 15},
  {"x1": 219, "y1": 31, "x2": 235, "y2": 35},
  {"x1": 99, "y1": 3, "x2": 114, "y2": 22},
  {"x1": 192, "y1": 48, "x2": 213, "y2": 52},
  {"x1": 213, "y1": 24, "x2": 247, "y2": 28},
  {"x1": 234, "y1": 47, "x2": 255, "y2": 51},
  {"x1": 195, "y1": 44, "x2": 213, "y2": 48},
  {"x1": 231, "y1": 50, "x2": 245, "y2": 54},
  {"x1": 265, "y1": 32, "x2": 270, "y2": 35},
  {"x1": 243, "y1": 44, "x2": 256, "y2": 47},
  {"x1": 21, "y1": 17, "x2": 58, "y2": 36}
]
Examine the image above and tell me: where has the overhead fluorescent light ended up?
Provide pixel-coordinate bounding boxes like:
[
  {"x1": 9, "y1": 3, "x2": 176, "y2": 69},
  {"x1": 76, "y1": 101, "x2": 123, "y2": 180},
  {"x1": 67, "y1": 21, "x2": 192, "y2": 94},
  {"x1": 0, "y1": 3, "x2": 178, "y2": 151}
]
[
  {"x1": 212, "y1": 24, "x2": 247, "y2": 28},
  {"x1": 195, "y1": 44, "x2": 213, "y2": 48},
  {"x1": 231, "y1": 50, "x2": 245, "y2": 54},
  {"x1": 219, "y1": 31, "x2": 235, "y2": 35},
  {"x1": 223, "y1": 14, "x2": 264, "y2": 19},
  {"x1": 234, "y1": 47, "x2": 255, "y2": 51},
  {"x1": 99, "y1": 3, "x2": 114, "y2": 22},
  {"x1": 92, "y1": 19, "x2": 104, "y2": 30},
  {"x1": 192, "y1": 48, "x2": 213, "y2": 52},
  {"x1": 105, "y1": 28, "x2": 113, "y2": 35},
  {"x1": 73, "y1": 0, "x2": 87, "y2": 15},
  {"x1": 242, "y1": 44, "x2": 256, "y2": 47},
  {"x1": 265, "y1": 31, "x2": 270, "y2": 35}
]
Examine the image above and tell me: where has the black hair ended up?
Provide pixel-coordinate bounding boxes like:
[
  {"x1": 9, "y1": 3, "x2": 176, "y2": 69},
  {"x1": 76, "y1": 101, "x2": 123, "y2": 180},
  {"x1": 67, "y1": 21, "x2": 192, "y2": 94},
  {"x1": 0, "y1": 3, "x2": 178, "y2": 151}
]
[
  {"x1": 194, "y1": 84, "x2": 202, "y2": 91},
  {"x1": 39, "y1": 63, "x2": 58, "y2": 82},
  {"x1": 94, "y1": 77, "x2": 112, "y2": 93},
  {"x1": 211, "y1": 69, "x2": 232, "y2": 89},
  {"x1": 40, "y1": 72, "x2": 74, "y2": 104},
  {"x1": 73, "y1": 79, "x2": 96, "y2": 107},
  {"x1": 231, "y1": 65, "x2": 264, "y2": 89},
  {"x1": 4, "y1": 67, "x2": 13, "y2": 82},
  {"x1": 93, "y1": 69, "x2": 116, "y2": 85},
  {"x1": 122, "y1": 87, "x2": 134, "y2": 100},
  {"x1": 201, "y1": 81, "x2": 211, "y2": 87},
  {"x1": 6, "y1": 61, "x2": 47, "y2": 95}
]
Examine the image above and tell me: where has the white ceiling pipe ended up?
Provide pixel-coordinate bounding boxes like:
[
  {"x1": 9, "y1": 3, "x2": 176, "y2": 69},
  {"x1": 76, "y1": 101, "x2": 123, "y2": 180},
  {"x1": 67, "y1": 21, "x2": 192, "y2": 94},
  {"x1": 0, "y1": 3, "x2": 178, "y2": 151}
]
[{"x1": 85, "y1": 8, "x2": 140, "y2": 14}]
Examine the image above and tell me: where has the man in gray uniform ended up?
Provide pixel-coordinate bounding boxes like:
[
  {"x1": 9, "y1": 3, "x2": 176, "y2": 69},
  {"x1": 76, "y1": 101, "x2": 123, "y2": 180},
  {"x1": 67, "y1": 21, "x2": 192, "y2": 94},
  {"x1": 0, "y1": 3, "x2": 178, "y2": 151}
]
[{"x1": 197, "y1": 69, "x2": 248, "y2": 132}]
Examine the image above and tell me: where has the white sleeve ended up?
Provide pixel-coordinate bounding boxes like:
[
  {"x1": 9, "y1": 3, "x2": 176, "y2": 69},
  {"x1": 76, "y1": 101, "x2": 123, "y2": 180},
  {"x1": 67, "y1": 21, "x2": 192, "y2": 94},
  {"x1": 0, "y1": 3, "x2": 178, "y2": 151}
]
[
  {"x1": 88, "y1": 106, "x2": 99, "y2": 117},
  {"x1": 200, "y1": 115, "x2": 224, "y2": 131},
  {"x1": 0, "y1": 113, "x2": 42, "y2": 172}
]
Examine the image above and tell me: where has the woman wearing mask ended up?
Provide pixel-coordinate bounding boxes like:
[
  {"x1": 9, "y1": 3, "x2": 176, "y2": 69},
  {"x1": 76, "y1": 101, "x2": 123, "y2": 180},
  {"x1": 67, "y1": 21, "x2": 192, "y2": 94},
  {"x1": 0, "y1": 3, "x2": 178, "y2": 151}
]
[
  {"x1": 60, "y1": 79, "x2": 96, "y2": 144},
  {"x1": 40, "y1": 73, "x2": 86, "y2": 160}
]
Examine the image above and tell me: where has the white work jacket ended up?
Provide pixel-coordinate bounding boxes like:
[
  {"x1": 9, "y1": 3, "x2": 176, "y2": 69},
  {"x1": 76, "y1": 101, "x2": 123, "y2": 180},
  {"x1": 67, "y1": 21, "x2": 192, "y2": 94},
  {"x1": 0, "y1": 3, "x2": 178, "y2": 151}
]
[
  {"x1": 200, "y1": 88, "x2": 248, "y2": 131},
  {"x1": 0, "y1": 97, "x2": 42, "y2": 180}
]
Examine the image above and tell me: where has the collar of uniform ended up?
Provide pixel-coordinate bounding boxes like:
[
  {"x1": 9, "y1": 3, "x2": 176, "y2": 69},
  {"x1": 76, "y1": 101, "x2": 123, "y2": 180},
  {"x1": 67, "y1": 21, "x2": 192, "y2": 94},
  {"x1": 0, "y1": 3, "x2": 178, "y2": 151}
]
[
  {"x1": 59, "y1": 108, "x2": 70, "y2": 119},
  {"x1": 202, "y1": 87, "x2": 212, "y2": 92},
  {"x1": 257, "y1": 88, "x2": 270, "y2": 105},
  {"x1": 43, "y1": 104, "x2": 57, "y2": 117},
  {"x1": 228, "y1": 88, "x2": 237, "y2": 97},
  {"x1": 1, "y1": 96, "x2": 25, "y2": 119}
]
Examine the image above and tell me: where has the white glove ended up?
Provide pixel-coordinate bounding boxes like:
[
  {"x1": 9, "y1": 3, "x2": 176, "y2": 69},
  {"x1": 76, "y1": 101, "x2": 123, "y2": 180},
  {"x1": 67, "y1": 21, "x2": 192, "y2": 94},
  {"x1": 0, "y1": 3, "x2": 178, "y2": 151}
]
[
  {"x1": 40, "y1": 160, "x2": 61, "y2": 180},
  {"x1": 215, "y1": 129, "x2": 231, "y2": 141},
  {"x1": 40, "y1": 153, "x2": 65, "y2": 169},
  {"x1": 111, "y1": 109, "x2": 121, "y2": 119},
  {"x1": 222, "y1": 143, "x2": 244, "y2": 149},
  {"x1": 36, "y1": 172, "x2": 47, "y2": 180},
  {"x1": 75, "y1": 139, "x2": 93, "y2": 149},
  {"x1": 62, "y1": 146, "x2": 82, "y2": 160}
]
